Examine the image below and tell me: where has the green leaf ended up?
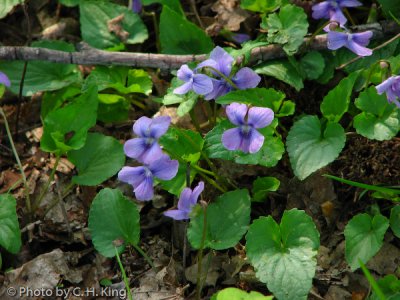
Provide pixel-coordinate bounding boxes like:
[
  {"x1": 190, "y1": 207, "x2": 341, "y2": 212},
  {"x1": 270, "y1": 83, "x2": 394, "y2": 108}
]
[
  {"x1": 255, "y1": 59, "x2": 304, "y2": 91},
  {"x1": 369, "y1": 275, "x2": 400, "y2": 300},
  {"x1": 252, "y1": 177, "x2": 280, "y2": 202},
  {"x1": 216, "y1": 88, "x2": 286, "y2": 113},
  {"x1": 390, "y1": 206, "x2": 400, "y2": 238},
  {"x1": 80, "y1": 1, "x2": 148, "y2": 49},
  {"x1": 204, "y1": 120, "x2": 284, "y2": 167},
  {"x1": 41, "y1": 86, "x2": 98, "y2": 154},
  {"x1": 97, "y1": 94, "x2": 130, "y2": 123},
  {"x1": 159, "y1": 128, "x2": 204, "y2": 164},
  {"x1": 299, "y1": 51, "x2": 325, "y2": 80},
  {"x1": 246, "y1": 209, "x2": 320, "y2": 300},
  {"x1": 211, "y1": 287, "x2": 274, "y2": 300},
  {"x1": 377, "y1": 0, "x2": 400, "y2": 19},
  {"x1": 141, "y1": 0, "x2": 183, "y2": 15},
  {"x1": 262, "y1": 4, "x2": 308, "y2": 55},
  {"x1": 0, "y1": 0, "x2": 20, "y2": 19},
  {"x1": 344, "y1": 213, "x2": 389, "y2": 271},
  {"x1": 41, "y1": 85, "x2": 82, "y2": 120},
  {"x1": 0, "y1": 194, "x2": 21, "y2": 254},
  {"x1": 68, "y1": 133, "x2": 125, "y2": 186},
  {"x1": 316, "y1": 51, "x2": 336, "y2": 84},
  {"x1": 354, "y1": 87, "x2": 400, "y2": 141},
  {"x1": 0, "y1": 41, "x2": 81, "y2": 96},
  {"x1": 277, "y1": 100, "x2": 295, "y2": 117},
  {"x1": 286, "y1": 115, "x2": 346, "y2": 180},
  {"x1": 127, "y1": 69, "x2": 153, "y2": 95},
  {"x1": 159, "y1": 6, "x2": 213, "y2": 54},
  {"x1": 320, "y1": 72, "x2": 359, "y2": 122},
  {"x1": 240, "y1": 0, "x2": 288, "y2": 13},
  {"x1": 88, "y1": 188, "x2": 140, "y2": 257},
  {"x1": 59, "y1": 0, "x2": 80, "y2": 7},
  {"x1": 188, "y1": 189, "x2": 251, "y2": 250}
]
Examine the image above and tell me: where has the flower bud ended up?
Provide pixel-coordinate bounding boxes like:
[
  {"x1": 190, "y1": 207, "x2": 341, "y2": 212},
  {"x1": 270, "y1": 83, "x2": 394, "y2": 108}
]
[{"x1": 379, "y1": 61, "x2": 389, "y2": 70}]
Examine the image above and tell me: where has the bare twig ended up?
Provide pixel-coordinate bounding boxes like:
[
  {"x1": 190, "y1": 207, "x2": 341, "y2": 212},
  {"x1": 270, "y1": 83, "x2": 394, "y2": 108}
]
[{"x1": 0, "y1": 21, "x2": 398, "y2": 70}]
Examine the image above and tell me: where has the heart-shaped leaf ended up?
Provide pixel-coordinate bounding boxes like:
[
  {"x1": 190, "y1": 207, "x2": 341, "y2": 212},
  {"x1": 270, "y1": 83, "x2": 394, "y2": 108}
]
[
  {"x1": 188, "y1": 189, "x2": 251, "y2": 250},
  {"x1": 68, "y1": 133, "x2": 125, "y2": 186},
  {"x1": 344, "y1": 213, "x2": 389, "y2": 271},
  {"x1": 88, "y1": 188, "x2": 140, "y2": 257},
  {"x1": 286, "y1": 115, "x2": 346, "y2": 180},
  {"x1": 246, "y1": 209, "x2": 320, "y2": 300},
  {"x1": 0, "y1": 194, "x2": 21, "y2": 254}
]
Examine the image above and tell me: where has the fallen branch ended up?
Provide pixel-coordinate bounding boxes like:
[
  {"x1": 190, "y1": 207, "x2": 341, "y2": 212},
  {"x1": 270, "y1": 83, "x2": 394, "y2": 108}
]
[{"x1": 0, "y1": 21, "x2": 398, "y2": 70}]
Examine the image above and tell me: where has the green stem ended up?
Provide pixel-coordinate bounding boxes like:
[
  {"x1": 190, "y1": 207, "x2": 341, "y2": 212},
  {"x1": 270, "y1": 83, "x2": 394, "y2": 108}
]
[
  {"x1": 132, "y1": 244, "x2": 156, "y2": 269},
  {"x1": 189, "y1": 109, "x2": 202, "y2": 132},
  {"x1": 306, "y1": 20, "x2": 331, "y2": 46},
  {"x1": 114, "y1": 247, "x2": 133, "y2": 300},
  {"x1": 203, "y1": 101, "x2": 215, "y2": 127},
  {"x1": 195, "y1": 205, "x2": 208, "y2": 300},
  {"x1": 0, "y1": 107, "x2": 31, "y2": 214},
  {"x1": 33, "y1": 153, "x2": 61, "y2": 212},
  {"x1": 202, "y1": 66, "x2": 240, "y2": 90},
  {"x1": 197, "y1": 172, "x2": 226, "y2": 193}
]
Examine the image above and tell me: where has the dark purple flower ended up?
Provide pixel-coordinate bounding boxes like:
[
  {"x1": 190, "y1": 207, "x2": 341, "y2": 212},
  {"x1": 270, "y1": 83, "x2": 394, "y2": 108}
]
[
  {"x1": 197, "y1": 47, "x2": 261, "y2": 100},
  {"x1": 312, "y1": 0, "x2": 362, "y2": 26},
  {"x1": 232, "y1": 33, "x2": 251, "y2": 44},
  {"x1": 327, "y1": 31, "x2": 373, "y2": 56},
  {"x1": 173, "y1": 65, "x2": 213, "y2": 95},
  {"x1": 376, "y1": 75, "x2": 400, "y2": 108},
  {"x1": 222, "y1": 103, "x2": 274, "y2": 153},
  {"x1": 124, "y1": 116, "x2": 170, "y2": 164},
  {"x1": 0, "y1": 71, "x2": 10, "y2": 87},
  {"x1": 164, "y1": 181, "x2": 204, "y2": 220},
  {"x1": 131, "y1": 0, "x2": 142, "y2": 13},
  {"x1": 118, "y1": 155, "x2": 179, "y2": 201}
]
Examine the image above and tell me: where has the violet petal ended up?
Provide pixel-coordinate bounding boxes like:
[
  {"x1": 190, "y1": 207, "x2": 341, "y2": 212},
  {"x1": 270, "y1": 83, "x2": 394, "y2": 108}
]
[
  {"x1": 226, "y1": 103, "x2": 248, "y2": 126},
  {"x1": 248, "y1": 107, "x2": 274, "y2": 129}
]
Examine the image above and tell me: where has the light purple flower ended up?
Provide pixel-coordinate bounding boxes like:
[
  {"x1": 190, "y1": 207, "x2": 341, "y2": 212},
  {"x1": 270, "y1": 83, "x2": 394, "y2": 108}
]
[
  {"x1": 222, "y1": 103, "x2": 274, "y2": 153},
  {"x1": 312, "y1": 0, "x2": 362, "y2": 26},
  {"x1": 131, "y1": 0, "x2": 142, "y2": 13},
  {"x1": 118, "y1": 155, "x2": 179, "y2": 201},
  {"x1": 198, "y1": 47, "x2": 261, "y2": 100},
  {"x1": 327, "y1": 30, "x2": 373, "y2": 56},
  {"x1": 0, "y1": 71, "x2": 10, "y2": 87},
  {"x1": 173, "y1": 65, "x2": 213, "y2": 95},
  {"x1": 164, "y1": 181, "x2": 204, "y2": 220},
  {"x1": 376, "y1": 75, "x2": 400, "y2": 108},
  {"x1": 124, "y1": 116, "x2": 170, "y2": 164}
]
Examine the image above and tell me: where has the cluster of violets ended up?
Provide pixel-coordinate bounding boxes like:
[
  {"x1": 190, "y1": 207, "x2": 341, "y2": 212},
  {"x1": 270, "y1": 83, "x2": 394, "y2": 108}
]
[
  {"x1": 312, "y1": 0, "x2": 373, "y2": 57},
  {"x1": 117, "y1": 115, "x2": 204, "y2": 220},
  {"x1": 311, "y1": 0, "x2": 400, "y2": 106},
  {"x1": 174, "y1": 47, "x2": 275, "y2": 153}
]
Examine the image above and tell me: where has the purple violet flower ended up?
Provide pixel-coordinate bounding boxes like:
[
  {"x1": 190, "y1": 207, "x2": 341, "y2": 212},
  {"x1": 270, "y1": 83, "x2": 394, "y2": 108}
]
[
  {"x1": 118, "y1": 155, "x2": 179, "y2": 201},
  {"x1": 222, "y1": 103, "x2": 274, "y2": 153},
  {"x1": 131, "y1": 0, "x2": 142, "y2": 13},
  {"x1": 164, "y1": 181, "x2": 204, "y2": 220},
  {"x1": 173, "y1": 65, "x2": 214, "y2": 95},
  {"x1": 327, "y1": 30, "x2": 373, "y2": 56},
  {"x1": 376, "y1": 75, "x2": 400, "y2": 108},
  {"x1": 0, "y1": 71, "x2": 11, "y2": 87},
  {"x1": 232, "y1": 33, "x2": 251, "y2": 44},
  {"x1": 197, "y1": 47, "x2": 261, "y2": 100},
  {"x1": 124, "y1": 116, "x2": 170, "y2": 164},
  {"x1": 312, "y1": 0, "x2": 362, "y2": 26}
]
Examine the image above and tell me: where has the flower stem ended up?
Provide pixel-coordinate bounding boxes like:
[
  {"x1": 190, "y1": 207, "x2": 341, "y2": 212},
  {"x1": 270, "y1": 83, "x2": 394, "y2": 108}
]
[
  {"x1": 195, "y1": 205, "x2": 208, "y2": 300},
  {"x1": 33, "y1": 153, "x2": 61, "y2": 212},
  {"x1": 114, "y1": 246, "x2": 133, "y2": 300},
  {"x1": 0, "y1": 107, "x2": 31, "y2": 215},
  {"x1": 202, "y1": 66, "x2": 240, "y2": 90},
  {"x1": 132, "y1": 243, "x2": 156, "y2": 269}
]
